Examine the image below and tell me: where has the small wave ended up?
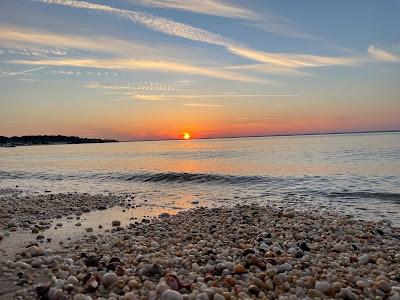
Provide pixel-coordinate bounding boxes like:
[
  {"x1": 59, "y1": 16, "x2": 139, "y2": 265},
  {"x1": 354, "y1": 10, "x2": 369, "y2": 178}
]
[
  {"x1": 328, "y1": 191, "x2": 400, "y2": 202},
  {"x1": 0, "y1": 170, "x2": 271, "y2": 185},
  {"x1": 1, "y1": 170, "x2": 399, "y2": 202}
]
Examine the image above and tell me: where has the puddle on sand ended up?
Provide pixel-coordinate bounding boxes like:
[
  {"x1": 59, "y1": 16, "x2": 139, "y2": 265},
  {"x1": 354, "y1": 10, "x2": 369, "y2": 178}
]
[{"x1": 0, "y1": 205, "x2": 179, "y2": 258}]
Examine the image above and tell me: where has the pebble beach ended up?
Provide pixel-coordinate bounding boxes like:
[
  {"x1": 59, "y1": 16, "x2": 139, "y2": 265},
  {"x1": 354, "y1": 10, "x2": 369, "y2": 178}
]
[{"x1": 1, "y1": 191, "x2": 399, "y2": 300}]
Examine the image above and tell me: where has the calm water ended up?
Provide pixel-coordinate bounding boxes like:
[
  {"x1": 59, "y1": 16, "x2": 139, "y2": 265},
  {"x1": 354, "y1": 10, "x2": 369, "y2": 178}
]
[{"x1": 1, "y1": 132, "x2": 400, "y2": 224}]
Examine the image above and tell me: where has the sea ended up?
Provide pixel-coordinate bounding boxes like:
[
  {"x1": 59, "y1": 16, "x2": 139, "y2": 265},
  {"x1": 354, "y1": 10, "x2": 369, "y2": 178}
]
[{"x1": 1, "y1": 132, "x2": 400, "y2": 225}]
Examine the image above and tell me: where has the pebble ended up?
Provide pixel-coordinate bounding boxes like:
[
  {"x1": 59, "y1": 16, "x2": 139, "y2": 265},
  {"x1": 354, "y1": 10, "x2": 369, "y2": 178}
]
[
  {"x1": 315, "y1": 281, "x2": 331, "y2": 294},
  {"x1": 14, "y1": 261, "x2": 30, "y2": 269},
  {"x1": 0, "y1": 204, "x2": 399, "y2": 300},
  {"x1": 375, "y1": 280, "x2": 391, "y2": 293},
  {"x1": 112, "y1": 220, "x2": 121, "y2": 226},
  {"x1": 161, "y1": 290, "x2": 183, "y2": 300},
  {"x1": 67, "y1": 275, "x2": 80, "y2": 286},
  {"x1": 73, "y1": 294, "x2": 91, "y2": 300},
  {"x1": 234, "y1": 264, "x2": 246, "y2": 274},
  {"x1": 31, "y1": 258, "x2": 42, "y2": 268},
  {"x1": 102, "y1": 272, "x2": 118, "y2": 288}
]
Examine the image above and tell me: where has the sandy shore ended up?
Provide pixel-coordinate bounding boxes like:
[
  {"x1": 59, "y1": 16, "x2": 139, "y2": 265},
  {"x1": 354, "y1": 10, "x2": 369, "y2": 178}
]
[{"x1": 0, "y1": 192, "x2": 400, "y2": 300}]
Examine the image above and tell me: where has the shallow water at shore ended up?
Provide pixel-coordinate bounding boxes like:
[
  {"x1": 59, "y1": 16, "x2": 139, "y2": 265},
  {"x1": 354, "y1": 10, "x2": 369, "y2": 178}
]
[{"x1": 1, "y1": 132, "x2": 399, "y2": 224}]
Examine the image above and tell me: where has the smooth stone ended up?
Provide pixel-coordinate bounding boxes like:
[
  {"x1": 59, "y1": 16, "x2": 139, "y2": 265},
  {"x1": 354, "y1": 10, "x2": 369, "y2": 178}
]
[
  {"x1": 156, "y1": 283, "x2": 170, "y2": 294},
  {"x1": 31, "y1": 258, "x2": 43, "y2": 268},
  {"x1": 196, "y1": 292, "x2": 209, "y2": 300},
  {"x1": 234, "y1": 264, "x2": 246, "y2": 274},
  {"x1": 315, "y1": 281, "x2": 331, "y2": 294},
  {"x1": 54, "y1": 279, "x2": 65, "y2": 289},
  {"x1": 358, "y1": 254, "x2": 369, "y2": 264},
  {"x1": 67, "y1": 275, "x2": 79, "y2": 286},
  {"x1": 14, "y1": 261, "x2": 30, "y2": 269},
  {"x1": 103, "y1": 272, "x2": 118, "y2": 288},
  {"x1": 279, "y1": 262, "x2": 292, "y2": 272},
  {"x1": 213, "y1": 294, "x2": 225, "y2": 300},
  {"x1": 161, "y1": 290, "x2": 183, "y2": 300},
  {"x1": 376, "y1": 280, "x2": 391, "y2": 293},
  {"x1": 73, "y1": 294, "x2": 90, "y2": 300}
]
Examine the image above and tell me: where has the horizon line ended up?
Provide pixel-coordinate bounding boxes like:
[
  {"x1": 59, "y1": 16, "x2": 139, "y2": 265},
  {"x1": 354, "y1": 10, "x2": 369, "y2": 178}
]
[{"x1": 119, "y1": 129, "x2": 400, "y2": 143}]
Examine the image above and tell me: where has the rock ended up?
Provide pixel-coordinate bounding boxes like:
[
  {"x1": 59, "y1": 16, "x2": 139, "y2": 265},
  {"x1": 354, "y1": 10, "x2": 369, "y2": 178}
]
[
  {"x1": 103, "y1": 272, "x2": 118, "y2": 288},
  {"x1": 161, "y1": 290, "x2": 183, "y2": 300},
  {"x1": 356, "y1": 280, "x2": 369, "y2": 289},
  {"x1": 32, "y1": 228, "x2": 40, "y2": 234},
  {"x1": 115, "y1": 265, "x2": 126, "y2": 276},
  {"x1": 48, "y1": 288, "x2": 63, "y2": 300},
  {"x1": 26, "y1": 245, "x2": 39, "y2": 256},
  {"x1": 333, "y1": 242, "x2": 345, "y2": 252},
  {"x1": 84, "y1": 255, "x2": 99, "y2": 267},
  {"x1": 338, "y1": 288, "x2": 359, "y2": 300},
  {"x1": 243, "y1": 248, "x2": 255, "y2": 256},
  {"x1": 35, "y1": 283, "x2": 51, "y2": 296},
  {"x1": 31, "y1": 258, "x2": 42, "y2": 268},
  {"x1": 279, "y1": 262, "x2": 292, "y2": 272},
  {"x1": 213, "y1": 294, "x2": 225, "y2": 300},
  {"x1": 54, "y1": 279, "x2": 65, "y2": 289},
  {"x1": 196, "y1": 292, "x2": 209, "y2": 300},
  {"x1": 112, "y1": 220, "x2": 121, "y2": 226},
  {"x1": 248, "y1": 285, "x2": 259, "y2": 295},
  {"x1": 375, "y1": 280, "x2": 391, "y2": 293},
  {"x1": 123, "y1": 292, "x2": 138, "y2": 300},
  {"x1": 358, "y1": 254, "x2": 369, "y2": 264},
  {"x1": 14, "y1": 261, "x2": 30, "y2": 269},
  {"x1": 234, "y1": 264, "x2": 246, "y2": 274},
  {"x1": 143, "y1": 263, "x2": 164, "y2": 277},
  {"x1": 156, "y1": 283, "x2": 170, "y2": 294},
  {"x1": 299, "y1": 242, "x2": 310, "y2": 251},
  {"x1": 85, "y1": 227, "x2": 93, "y2": 232},
  {"x1": 67, "y1": 275, "x2": 80, "y2": 286},
  {"x1": 308, "y1": 289, "x2": 321, "y2": 298},
  {"x1": 73, "y1": 294, "x2": 90, "y2": 300},
  {"x1": 315, "y1": 281, "x2": 331, "y2": 294},
  {"x1": 224, "y1": 276, "x2": 237, "y2": 286}
]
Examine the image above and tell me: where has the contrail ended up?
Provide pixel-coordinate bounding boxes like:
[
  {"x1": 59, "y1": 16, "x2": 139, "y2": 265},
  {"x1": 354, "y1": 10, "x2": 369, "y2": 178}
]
[{"x1": 0, "y1": 66, "x2": 45, "y2": 78}]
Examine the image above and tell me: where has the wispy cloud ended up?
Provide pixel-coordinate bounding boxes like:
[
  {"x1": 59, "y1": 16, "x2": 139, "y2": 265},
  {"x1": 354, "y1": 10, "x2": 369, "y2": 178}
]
[
  {"x1": 184, "y1": 103, "x2": 223, "y2": 108},
  {"x1": 34, "y1": 0, "x2": 360, "y2": 73},
  {"x1": 243, "y1": 18, "x2": 322, "y2": 41},
  {"x1": 85, "y1": 81, "x2": 191, "y2": 92},
  {"x1": 368, "y1": 45, "x2": 400, "y2": 63},
  {"x1": 116, "y1": 93, "x2": 299, "y2": 101},
  {"x1": 0, "y1": 25, "x2": 150, "y2": 56},
  {"x1": 10, "y1": 58, "x2": 266, "y2": 82},
  {"x1": 225, "y1": 63, "x2": 312, "y2": 77},
  {"x1": 128, "y1": 0, "x2": 258, "y2": 20},
  {"x1": 228, "y1": 47, "x2": 361, "y2": 68},
  {"x1": 133, "y1": 95, "x2": 168, "y2": 101},
  {"x1": 0, "y1": 66, "x2": 44, "y2": 78},
  {"x1": 36, "y1": 0, "x2": 241, "y2": 48},
  {"x1": 128, "y1": 0, "x2": 320, "y2": 40}
]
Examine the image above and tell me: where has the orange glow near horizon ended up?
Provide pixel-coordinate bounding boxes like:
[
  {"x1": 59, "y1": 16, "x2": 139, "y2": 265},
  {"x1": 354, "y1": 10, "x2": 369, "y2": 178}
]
[{"x1": 183, "y1": 132, "x2": 191, "y2": 140}]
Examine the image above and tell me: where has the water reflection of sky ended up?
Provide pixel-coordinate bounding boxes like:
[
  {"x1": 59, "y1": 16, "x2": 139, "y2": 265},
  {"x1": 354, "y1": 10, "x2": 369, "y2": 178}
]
[{"x1": 1, "y1": 133, "x2": 399, "y2": 224}]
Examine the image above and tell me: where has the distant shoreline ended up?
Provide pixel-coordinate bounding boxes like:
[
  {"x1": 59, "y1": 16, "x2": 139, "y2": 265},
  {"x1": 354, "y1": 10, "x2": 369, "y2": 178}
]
[{"x1": 0, "y1": 135, "x2": 118, "y2": 147}]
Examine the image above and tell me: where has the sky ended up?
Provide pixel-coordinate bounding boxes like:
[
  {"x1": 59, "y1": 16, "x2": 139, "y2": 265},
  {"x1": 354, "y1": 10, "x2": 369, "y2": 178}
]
[{"x1": 0, "y1": 0, "x2": 399, "y2": 140}]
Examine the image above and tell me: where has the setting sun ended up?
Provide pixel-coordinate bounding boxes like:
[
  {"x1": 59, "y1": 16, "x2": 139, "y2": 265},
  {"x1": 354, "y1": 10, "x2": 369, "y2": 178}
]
[{"x1": 183, "y1": 132, "x2": 191, "y2": 140}]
